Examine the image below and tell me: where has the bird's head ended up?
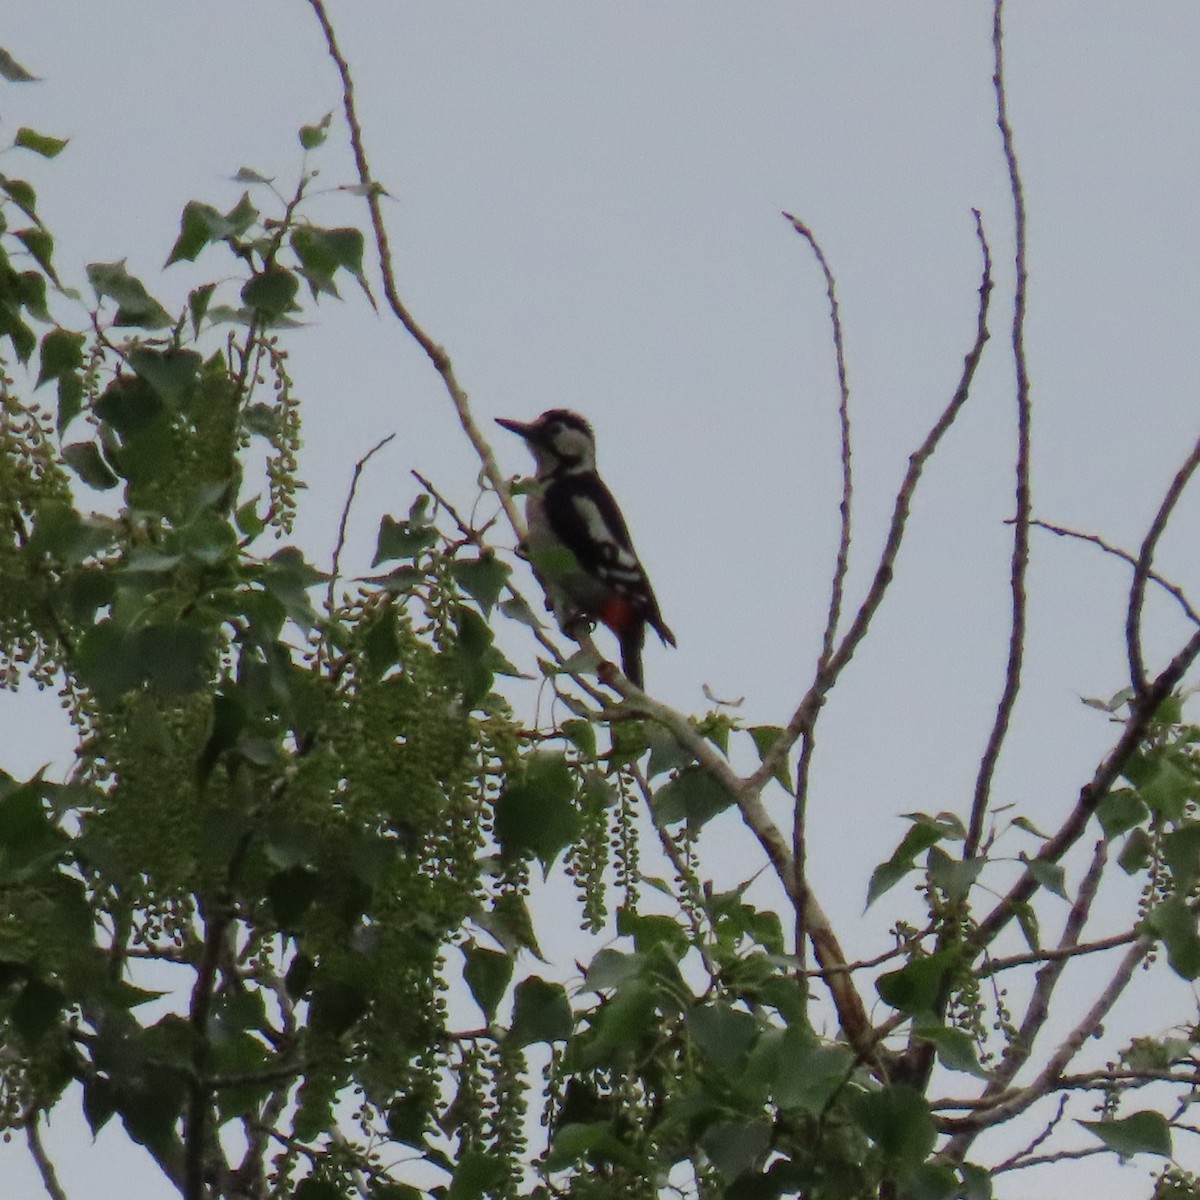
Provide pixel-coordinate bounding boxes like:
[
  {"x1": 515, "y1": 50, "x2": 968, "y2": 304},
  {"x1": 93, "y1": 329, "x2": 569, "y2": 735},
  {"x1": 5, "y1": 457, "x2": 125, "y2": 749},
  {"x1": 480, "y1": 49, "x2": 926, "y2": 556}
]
[{"x1": 495, "y1": 409, "x2": 596, "y2": 475}]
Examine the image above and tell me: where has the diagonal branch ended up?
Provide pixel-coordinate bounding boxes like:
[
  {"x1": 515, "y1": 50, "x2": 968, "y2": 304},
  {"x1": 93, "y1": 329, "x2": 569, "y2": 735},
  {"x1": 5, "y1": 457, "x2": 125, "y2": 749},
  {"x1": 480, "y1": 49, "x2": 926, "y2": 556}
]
[
  {"x1": 25, "y1": 1112, "x2": 68, "y2": 1200},
  {"x1": 974, "y1": 622, "x2": 1200, "y2": 947},
  {"x1": 304, "y1": 0, "x2": 525, "y2": 544},
  {"x1": 782, "y1": 213, "x2": 854, "y2": 667},
  {"x1": 747, "y1": 210, "x2": 994, "y2": 797},
  {"x1": 965, "y1": 0, "x2": 1032, "y2": 859},
  {"x1": 940, "y1": 935, "x2": 1152, "y2": 1149},
  {"x1": 1126, "y1": 429, "x2": 1200, "y2": 696},
  {"x1": 781, "y1": 213, "x2": 853, "y2": 972},
  {"x1": 1031, "y1": 518, "x2": 1200, "y2": 628}
]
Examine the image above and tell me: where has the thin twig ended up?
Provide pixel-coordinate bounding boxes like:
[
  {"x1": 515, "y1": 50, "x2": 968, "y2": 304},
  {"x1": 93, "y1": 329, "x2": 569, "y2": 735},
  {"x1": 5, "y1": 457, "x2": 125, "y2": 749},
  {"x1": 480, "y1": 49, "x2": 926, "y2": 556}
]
[
  {"x1": 1127, "y1": 430, "x2": 1200, "y2": 695},
  {"x1": 304, "y1": 0, "x2": 525, "y2": 543},
  {"x1": 782, "y1": 213, "x2": 853, "y2": 668},
  {"x1": 25, "y1": 1113, "x2": 68, "y2": 1200},
  {"x1": 941, "y1": 935, "x2": 1152, "y2": 1141},
  {"x1": 1030, "y1": 518, "x2": 1200, "y2": 627},
  {"x1": 974, "y1": 623, "x2": 1200, "y2": 947},
  {"x1": 965, "y1": 0, "x2": 1032, "y2": 860},
  {"x1": 987, "y1": 1095, "x2": 1068, "y2": 1172},
  {"x1": 781, "y1": 212, "x2": 853, "y2": 973},
  {"x1": 328, "y1": 431, "x2": 397, "y2": 609},
  {"x1": 979, "y1": 839, "x2": 1107, "y2": 1099},
  {"x1": 748, "y1": 210, "x2": 994, "y2": 797},
  {"x1": 979, "y1": 928, "x2": 1139, "y2": 975}
]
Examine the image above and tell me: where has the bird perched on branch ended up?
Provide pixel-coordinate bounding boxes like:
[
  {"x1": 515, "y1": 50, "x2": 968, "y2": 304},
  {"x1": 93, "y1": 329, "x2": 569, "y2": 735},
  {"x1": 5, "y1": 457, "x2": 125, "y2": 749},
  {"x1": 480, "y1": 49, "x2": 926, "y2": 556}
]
[{"x1": 495, "y1": 409, "x2": 675, "y2": 689}]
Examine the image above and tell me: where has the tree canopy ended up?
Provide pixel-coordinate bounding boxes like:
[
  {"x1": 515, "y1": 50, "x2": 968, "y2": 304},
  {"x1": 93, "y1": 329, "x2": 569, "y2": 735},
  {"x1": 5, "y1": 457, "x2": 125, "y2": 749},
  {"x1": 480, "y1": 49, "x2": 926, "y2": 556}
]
[{"x1": 3, "y1": 5, "x2": 1200, "y2": 1200}]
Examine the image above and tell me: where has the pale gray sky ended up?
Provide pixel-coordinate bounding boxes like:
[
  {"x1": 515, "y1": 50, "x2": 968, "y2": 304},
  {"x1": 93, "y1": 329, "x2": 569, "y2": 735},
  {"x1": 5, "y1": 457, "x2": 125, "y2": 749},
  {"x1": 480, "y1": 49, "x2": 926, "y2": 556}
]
[{"x1": 4, "y1": 4, "x2": 1200, "y2": 1196}]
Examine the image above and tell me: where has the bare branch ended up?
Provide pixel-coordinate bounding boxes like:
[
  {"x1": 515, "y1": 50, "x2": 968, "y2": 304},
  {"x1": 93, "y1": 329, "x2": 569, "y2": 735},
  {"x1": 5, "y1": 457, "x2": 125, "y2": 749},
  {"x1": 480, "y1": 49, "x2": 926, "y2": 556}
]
[
  {"x1": 980, "y1": 928, "x2": 1139, "y2": 975},
  {"x1": 781, "y1": 213, "x2": 854, "y2": 973},
  {"x1": 304, "y1": 0, "x2": 525, "y2": 543},
  {"x1": 974, "y1": 623, "x2": 1200, "y2": 947},
  {"x1": 941, "y1": 935, "x2": 1152, "y2": 1145},
  {"x1": 25, "y1": 1113, "x2": 68, "y2": 1200},
  {"x1": 748, "y1": 210, "x2": 994, "y2": 796},
  {"x1": 965, "y1": 0, "x2": 1033, "y2": 859},
  {"x1": 327, "y1": 431, "x2": 397, "y2": 610},
  {"x1": 1031, "y1": 518, "x2": 1200, "y2": 627},
  {"x1": 978, "y1": 839, "x2": 1107, "y2": 1099},
  {"x1": 1127, "y1": 429, "x2": 1200, "y2": 695},
  {"x1": 782, "y1": 213, "x2": 853, "y2": 667}
]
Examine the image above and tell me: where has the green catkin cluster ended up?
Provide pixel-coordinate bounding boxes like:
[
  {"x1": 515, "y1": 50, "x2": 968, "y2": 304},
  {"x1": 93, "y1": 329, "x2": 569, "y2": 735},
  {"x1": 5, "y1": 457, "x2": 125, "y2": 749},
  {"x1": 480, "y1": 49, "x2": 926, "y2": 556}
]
[
  {"x1": 0, "y1": 390, "x2": 71, "y2": 686},
  {"x1": 259, "y1": 339, "x2": 301, "y2": 535}
]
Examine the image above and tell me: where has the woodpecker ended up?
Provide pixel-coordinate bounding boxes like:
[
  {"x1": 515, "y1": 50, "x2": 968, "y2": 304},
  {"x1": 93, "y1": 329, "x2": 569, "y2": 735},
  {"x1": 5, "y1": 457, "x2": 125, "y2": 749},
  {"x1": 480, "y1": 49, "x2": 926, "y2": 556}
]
[{"x1": 495, "y1": 409, "x2": 675, "y2": 689}]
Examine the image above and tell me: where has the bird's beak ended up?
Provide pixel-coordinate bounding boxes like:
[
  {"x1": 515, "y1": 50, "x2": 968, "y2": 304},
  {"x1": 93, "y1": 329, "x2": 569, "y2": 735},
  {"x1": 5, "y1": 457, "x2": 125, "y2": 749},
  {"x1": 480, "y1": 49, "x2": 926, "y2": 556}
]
[{"x1": 495, "y1": 416, "x2": 536, "y2": 440}]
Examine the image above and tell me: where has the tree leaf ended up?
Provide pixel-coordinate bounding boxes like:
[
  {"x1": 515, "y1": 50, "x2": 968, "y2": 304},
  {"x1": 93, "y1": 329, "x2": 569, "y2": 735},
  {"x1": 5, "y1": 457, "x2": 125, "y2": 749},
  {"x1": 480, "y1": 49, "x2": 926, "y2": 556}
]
[
  {"x1": 849, "y1": 1085, "x2": 936, "y2": 1168},
  {"x1": 507, "y1": 976, "x2": 572, "y2": 1047},
  {"x1": 15, "y1": 127, "x2": 67, "y2": 158},
  {"x1": 462, "y1": 944, "x2": 512, "y2": 1023},
  {"x1": 494, "y1": 752, "x2": 580, "y2": 871},
  {"x1": 1078, "y1": 1110, "x2": 1172, "y2": 1158},
  {"x1": 241, "y1": 266, "x2": 299, "y2": 317},
  {"x1": 61, "y1": 441, "x2": 119, "y2": 490}
]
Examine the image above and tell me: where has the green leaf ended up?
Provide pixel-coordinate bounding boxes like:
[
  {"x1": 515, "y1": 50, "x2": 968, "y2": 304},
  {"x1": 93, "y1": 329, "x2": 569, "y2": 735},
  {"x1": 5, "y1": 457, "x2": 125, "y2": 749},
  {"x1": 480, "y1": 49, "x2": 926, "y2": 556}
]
[
  {"x1": 299, "y1": 112, "x2": 332, "y2": 150},
  {"x1": 560, "y1": 718, "x2": 597, "y2": 759},
  {"x1": 15, "y1": 227, "x2": 55, "y2": 278},
  {"x1": 1125, "y1": 752, "x2": 1193, "y2": 821},
  {"x1": 15, "y1": 127, "x2": 67, "y2": 158},
  {"x1": 0, "y1": 175, "x2": 38, "y2": 221},
  {"x1": 309, "y1": 979, "x2": 368, "y2": 1035},
  {"x1": 747, "y1": 725, "x2": 793, "y2": 792},
  {"x1": 36, "y1": 327, "x2": 84, "y2": 389},
  {"x1": 1078, "y1": 1110, "x2": 1172, "y2": 1158},
  {"x1": 187, "y1": 283, "x2": 216, "y2": 337},
  {"x1": 373, "y1": 513, "x2": 438, "y2": 565},
  {"x1": 61, "y1": 441, "x2": 119, "y2": 490},
  {"x1": 1165, "y1": 825, "x2": 1200, "y2": 892},
  {"x1": 927, "y1": 845, "x2": 981, "y2": 903},
  {"x1": 1096, "y1": 788, "x2": 1148, "y2": 840},
  {"x1": 1025, "y1": 856, "x2": 1068, "y2": 899},
  {"x1": 769, "y1": 1034, "x2": 855, "y2": 1113},
  {"x1": 653, "y1": 765, "x2": 735, "y2": 831},
  {"x1": 507, "y1": 976, "x2": 572, "y2": 1047},
  {"x1": 849, "y1": 1085, "x2": 936, "y2": 1168},
  {"x1": 130, "y1": 346, "x2": 202, "y2": 406},
  {"x1": 498, "y1": 593, "x2": 543, "y2": 628},
  {"x1": 292, "y1": 225, "x2": 367, "y2": 297},
  {"x1": 546, "y1": 1122, "x2": 625, "y2": 1171},
  {"x1": 0, "y1": 49, "x2": 38, "y2": 83},
  {"x1": 686, "y1": 1001, "x2": 760, "y2": 1069},
  {"x1": 267, "y1": 866, "x2": 320, "y2": 928},
  {"x1": 13, "y1": 977, "x2": 62, "y2": 1042},
  {"x1": 914, "y1": 1019, "x2": 988, "y2": 1077},
  {"x1": 1119, "y1": 827, "x2": 1153, "y2": 875},
  {"x1": 447, "y1": 1151, "x2": 509, "y2": 1200},
  {"x1": 494, "y1": 752, "x2": 580, "y2": 871},
  {"x1": 702, "y1": 1119, "x2": 772, "y2": 1182},
  {"x1": 876, "y1": 951, "x2": 957, "y2": 1016},
  {"x1": 241, "y1": 266, "x2": 299, "y2": 317},
  {"x1": 462, "y1": 944, "x2": 512, "y2": 1023},
  {"x1": 132, "y1": 623, "x2": 211, "y2": 694},
  {"x1": 867, "y1": 814, "x2": 954, "y2": 908},
  {"x1": 1146, "y1": 896, "x2": 1200, "y2": 979},
  {"x1": 165, "y1": 194, "x2": 258, "y2": 266},
  {"x1": 958, "y1": 1162, "x2": 993, "y2": 1200},
  {"x1": 86, "y1": 260, "x2": 172, "y2": 328},
  {"x1": 450, "y1": 553, "x2": 510, "y2": 615}
]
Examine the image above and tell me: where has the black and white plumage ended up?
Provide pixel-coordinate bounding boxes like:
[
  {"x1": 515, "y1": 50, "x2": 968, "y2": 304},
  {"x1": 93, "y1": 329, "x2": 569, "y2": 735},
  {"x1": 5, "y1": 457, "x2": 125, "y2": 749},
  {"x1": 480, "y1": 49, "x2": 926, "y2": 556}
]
[{"x1": 495, "y1": 409, "x2": 675, "y2": 689}]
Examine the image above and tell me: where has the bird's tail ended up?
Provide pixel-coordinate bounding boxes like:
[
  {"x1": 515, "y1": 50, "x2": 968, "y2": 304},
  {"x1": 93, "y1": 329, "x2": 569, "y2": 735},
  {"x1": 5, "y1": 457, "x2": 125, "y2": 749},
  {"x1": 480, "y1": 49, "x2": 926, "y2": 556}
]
[{"x1": 619, "y1": 623, "x2": 647, "y2": 690}]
